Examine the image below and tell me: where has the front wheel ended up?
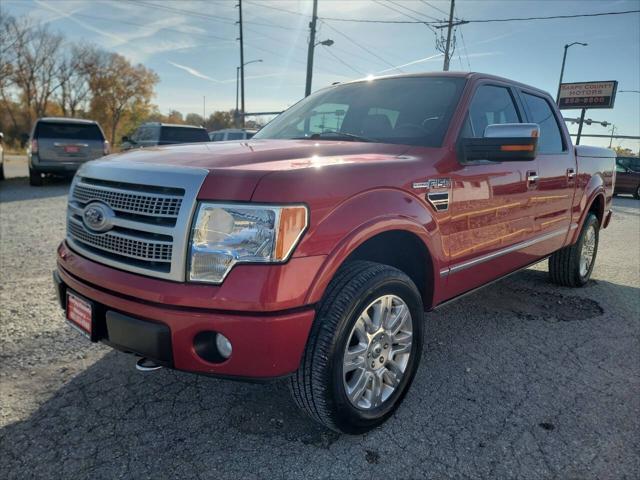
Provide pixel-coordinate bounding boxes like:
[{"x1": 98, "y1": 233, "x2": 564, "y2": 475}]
[
  {"x1": 635, "y1": 185, "x2": 640, "y2": 200},
  {"x1": 549, "y1": 212, "x2": 599, "y2": 287},
  {"x1": 290, "y1": 261, "x2": 424, "y2": 434}
]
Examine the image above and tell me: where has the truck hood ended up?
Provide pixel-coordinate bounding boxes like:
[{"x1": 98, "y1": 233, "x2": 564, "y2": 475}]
[
  {"x1": 107, "y1": 139, "x2": 409, "y2": 171},
  {"x1": 104, "y1": 139, "x2": 411, "y2": 201}
]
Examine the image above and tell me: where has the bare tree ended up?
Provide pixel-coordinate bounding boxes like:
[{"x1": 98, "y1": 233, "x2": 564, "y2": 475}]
[
  {"x1": 5, "y1": 17, "x2": 64, "y2": 128},
  {"x1": 56, "y1": 45, "x2": 92, "y2": 117}
]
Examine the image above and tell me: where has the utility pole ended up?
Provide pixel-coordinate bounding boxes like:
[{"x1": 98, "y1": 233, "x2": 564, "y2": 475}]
[
  {"x1": 609, "y1": 124, "x2": 617, "y2": 148},
  {"x1": 305, "y1": 0, "x2": 319, "y2": 97},
  {"x1": 442, "y1": 0, "x2": 455, "y2": 71},
  {"x1": 237, "y1": 0, "x2": 245, "y2": 127}
]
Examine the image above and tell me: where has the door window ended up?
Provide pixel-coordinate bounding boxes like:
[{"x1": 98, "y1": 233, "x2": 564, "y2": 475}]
[
  {"x1": 463, "y1": 85, "x2": 520, "y2": 138},
  {"x1": 522, "y1": 93, "x2": 564, "y2": 153}
]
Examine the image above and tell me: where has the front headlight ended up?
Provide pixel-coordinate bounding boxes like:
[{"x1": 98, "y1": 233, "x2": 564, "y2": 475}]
[{"x1": 188, "y1": 203, "x2": 308, "y2": 283}]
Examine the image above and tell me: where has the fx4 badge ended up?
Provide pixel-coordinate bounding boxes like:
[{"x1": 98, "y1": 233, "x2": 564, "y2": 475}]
[{"x1": 412, "y1": 178, "x2": 451, "y2": 212}]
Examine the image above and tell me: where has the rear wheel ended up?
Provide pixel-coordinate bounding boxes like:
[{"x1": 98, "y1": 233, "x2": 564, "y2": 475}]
[
  {"x1": 635, "y1": 185, "x2": 640, "y2": 200},
  {"x1": 29, "y1": 167, "x2": 43, "y2": 186},
  {"x1": 290, "y1": 261, "x2": 424, "y2": 434},
  {"x1": 549, "y1": 212, "x2": 599, "y2": 287}
]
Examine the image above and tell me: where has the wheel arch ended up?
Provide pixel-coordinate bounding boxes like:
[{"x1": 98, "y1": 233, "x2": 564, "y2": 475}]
[{"x1": 305, "y1": 221, "x2": 439, "y2": 311}]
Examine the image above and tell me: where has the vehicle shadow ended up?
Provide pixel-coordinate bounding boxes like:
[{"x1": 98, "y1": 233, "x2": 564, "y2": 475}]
[
  {"x1": 1, "y1": 271, "x2": 638, "y2": 478},
  {"x1": 0, "y1": 176, "x2": 71, "y2": 203}
]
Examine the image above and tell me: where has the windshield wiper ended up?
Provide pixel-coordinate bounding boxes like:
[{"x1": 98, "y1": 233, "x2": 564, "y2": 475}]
[{"x1": 299, "y1": 131, "x2": 376, "y2": 143}]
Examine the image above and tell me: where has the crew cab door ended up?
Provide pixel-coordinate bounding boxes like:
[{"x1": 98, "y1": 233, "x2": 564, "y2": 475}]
[
  {"x1": 442, "y1": 82, "x2": 539, "y2": 299},
  {"x1": 518, "y1": 89, "x2": 575, "y2": 253}
]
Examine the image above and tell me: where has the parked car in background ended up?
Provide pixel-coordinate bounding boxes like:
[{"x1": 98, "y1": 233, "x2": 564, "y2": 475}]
[
  {"x1": 121, "y1": 123, "x2": 209, "y2": 150},
  {"x1": 209, "y1": 128, "x2": 257, "y2": 141},
  {"x1": 616, "y1": 155, "x2": 640, "y2": 173},
  {"x1": 614, "y1": 162, "x2": 640, "y2": 198},
  {"x1": 28, "y1": 118, "x2": 109, "y2": 186},
  {"x1": 0, "y1": 132, "x2": 4, "y2": 180}
]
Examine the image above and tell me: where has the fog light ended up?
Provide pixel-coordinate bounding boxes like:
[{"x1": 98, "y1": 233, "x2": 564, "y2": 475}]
[{"x1": 216, "y1": 333, "x2": 232, "y2": 359}]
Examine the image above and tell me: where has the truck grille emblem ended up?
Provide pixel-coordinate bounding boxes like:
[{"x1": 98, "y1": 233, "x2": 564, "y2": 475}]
[{"x1": 82, "y1": 202, "x2": 114, "y2": 233}]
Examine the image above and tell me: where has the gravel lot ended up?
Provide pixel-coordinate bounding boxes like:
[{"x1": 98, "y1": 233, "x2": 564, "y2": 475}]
[{"x1": 1, "y1": 157, "x2": 639, "y2": 479}]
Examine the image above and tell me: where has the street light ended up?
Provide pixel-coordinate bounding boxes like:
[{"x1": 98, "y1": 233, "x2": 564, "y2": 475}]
[
  {"x1": 316, "y1": 39, "x2": 334, "y2": 47},
  {"x1": 236, "y1": 59, "x2": 263, "y2": 127},
  {"x1": 304, "y1": 38, "x2": 334, "y2": 97},
  {"x1": 556, "y1": 42, "x2": 588, "y2": 104}
]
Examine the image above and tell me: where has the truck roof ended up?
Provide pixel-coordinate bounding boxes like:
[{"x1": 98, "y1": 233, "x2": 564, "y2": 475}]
[
  {"x1": 36, "y1": 117, "x2": 100, "y2": 124},
  {"x1": 341, "y1": 71, "x2": 551, "y2": 98}
]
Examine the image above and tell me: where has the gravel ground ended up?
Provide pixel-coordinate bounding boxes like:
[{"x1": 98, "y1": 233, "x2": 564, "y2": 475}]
[{"x1": 1, "y1": 160, "x2": 639, "y2": 479}]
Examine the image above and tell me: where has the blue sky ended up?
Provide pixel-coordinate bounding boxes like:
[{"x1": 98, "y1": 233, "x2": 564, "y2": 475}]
[{"x1": 4, "y1": 0, "x2": 640, "y2": 150}]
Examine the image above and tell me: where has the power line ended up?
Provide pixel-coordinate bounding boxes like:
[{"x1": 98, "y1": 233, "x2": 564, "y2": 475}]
[
  {"x1": 243, "y1": 1, "x2": 308, "y2": 17},
  {"x1": 454, "y1": 4, "x2": 471, "y2": 70},
  {"x1": 384, "y1": 0, "x2": 441, "y2": 22},
  {"x1": 321, "y1": 9, "x2": 640, "y2": 24},
  {"x1": 71, "y1": 12, "x2": 234, "y2": 43},
  {"x1": 419, "y1": 0, "x2": 450, "y2": 17},
  {"x1": 132, "y1": 0, "x2": 299, "y2": 31},
  {"x1": 373, "y1": 0, "x2": 437, "y2": 32},
  {"x1": 319, "y1": 20, "x2": 404, "y2": 72},
  {"x1": 318, "y1": 47, "x2": 365, "y2": 76}
]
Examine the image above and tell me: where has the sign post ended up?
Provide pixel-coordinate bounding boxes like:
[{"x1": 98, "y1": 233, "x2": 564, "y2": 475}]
[{"x1": 558, "y1": 81, "x2": 618, "y2": 145}]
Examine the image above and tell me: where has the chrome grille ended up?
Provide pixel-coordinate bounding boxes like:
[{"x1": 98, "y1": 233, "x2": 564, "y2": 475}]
[
  {"x1": 68, "y1": 219, "x2": 172, "y2": 263},
  {"x1": 73, "y1": 183, "x2": 182, "y2": 217},
  {"x1": 65, "y1": 161, "x2": 207, "y2": 281}
]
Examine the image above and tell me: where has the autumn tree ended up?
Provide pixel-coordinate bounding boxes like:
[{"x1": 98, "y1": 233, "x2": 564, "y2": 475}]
[
  {"x1": 86, "y1": 52, "x2": 159, "y2": 144},
  {"x1": 185, "y1": 113, "x2": 204, "y2": 127}
]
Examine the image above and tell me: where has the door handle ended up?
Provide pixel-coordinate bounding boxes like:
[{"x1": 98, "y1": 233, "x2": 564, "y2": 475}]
[
  {"x1": 526, "y1": 171, "x2": 538, "y2": 187},
  {"x1": 567, "y1": 168, "x2": 576, "y2": 180}
]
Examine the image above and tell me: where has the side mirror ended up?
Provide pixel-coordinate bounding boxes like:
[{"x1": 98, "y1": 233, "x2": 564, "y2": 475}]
[
  {"x1": 121, "y1": 136, "x2": 129, "y2": 143},
  {"x1": 461, "y1": 123, "x2": 540, "y2": 162}
]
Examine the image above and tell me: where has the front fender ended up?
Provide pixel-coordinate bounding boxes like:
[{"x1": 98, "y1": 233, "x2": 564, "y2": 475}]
[{"x1": 296, "y1": 188, "x2": 443, "y2": 305}]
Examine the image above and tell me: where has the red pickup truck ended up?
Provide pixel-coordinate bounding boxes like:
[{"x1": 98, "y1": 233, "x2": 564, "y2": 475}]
[{"x1": 54, "y1": 72, "x2": 615, "y2": 433}]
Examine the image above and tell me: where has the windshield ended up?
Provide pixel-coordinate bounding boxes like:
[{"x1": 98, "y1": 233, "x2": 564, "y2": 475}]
[
  {"x1": 159, "y1": 127, "x2": 209, "y2": 144},
  {"x1": 35, "y1": 122, "x2": 104, "y2": 141},
  {"x1": 254, "y1": 76, "x2": 466, "y2": 147}
]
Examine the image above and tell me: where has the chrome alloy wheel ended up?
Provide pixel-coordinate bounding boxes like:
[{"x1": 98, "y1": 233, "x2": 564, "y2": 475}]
[
  {"x1": 342, "y1": 295, "x2": 413, "y2": 410},
  {"x1": 580, "y1": 224, "x2": 597, "y2": 277}
]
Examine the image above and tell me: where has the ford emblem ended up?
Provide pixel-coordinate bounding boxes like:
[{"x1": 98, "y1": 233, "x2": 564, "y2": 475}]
[{"x1": 82, "y1": 202, "x2": 114, "y2": 233}]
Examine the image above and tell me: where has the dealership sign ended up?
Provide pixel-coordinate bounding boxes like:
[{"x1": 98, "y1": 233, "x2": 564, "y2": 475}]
[{"x1": 558, "y1": 81, "x2": 618, "y2": 109}]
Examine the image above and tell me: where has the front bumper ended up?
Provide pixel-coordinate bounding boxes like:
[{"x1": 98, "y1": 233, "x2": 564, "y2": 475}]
[{"x1": 55, "y1": 256, "x2": 316, "y2": 379}]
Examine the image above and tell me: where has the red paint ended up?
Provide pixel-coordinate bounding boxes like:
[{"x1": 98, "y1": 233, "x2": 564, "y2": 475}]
[{"x1": 56, "y1": 72, "x2": 615, "y2": 378}]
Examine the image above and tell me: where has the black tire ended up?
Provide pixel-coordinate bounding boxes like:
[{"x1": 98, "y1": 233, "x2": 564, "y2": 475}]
[
  {"x1": 290, "y1": 260, "x2": 424, "y2": 434},
  {"x1": 0, "y1": 161, "x2": 4, "y2": 181},
  {"x1": 549, "y1": 212, "x2": 599, "y2": 287},
  {"x1": 29, "y1": 167, "x2": 43, "y2": 186},
  {"x1": 634, "y1": 185, "x2": 640, "y2": 200}
]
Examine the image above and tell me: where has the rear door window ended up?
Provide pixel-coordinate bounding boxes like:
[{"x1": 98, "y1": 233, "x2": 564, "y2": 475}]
[
  {"x1": 159, "y1": 127, "x2": 209, "y2": 144},
  {"x1": 464, "y1": 85, "x2": 521, "y2": 138},
  {"x1": 36, "y1": 122, "x2": 104, "y2": 140},
  {"x1": 522, "y1": 92, "x2": 564, "y2": 153},
  {"x1": 227, "y1": 132, "x2": 244, "y2": 140}
]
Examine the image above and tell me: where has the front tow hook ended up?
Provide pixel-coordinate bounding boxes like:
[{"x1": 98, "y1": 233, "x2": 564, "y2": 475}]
[{"x1": 135, "y1": 357, "x2": 163, "y2": 372}]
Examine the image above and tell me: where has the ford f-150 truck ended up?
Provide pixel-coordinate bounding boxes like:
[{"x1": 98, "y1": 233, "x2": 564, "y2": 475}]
[{"x1": 54, "y1": 72, "x2": 615, "y2": 434}]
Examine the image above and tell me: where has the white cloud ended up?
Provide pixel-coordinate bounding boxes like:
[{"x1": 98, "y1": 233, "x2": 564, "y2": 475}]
[{"x1": 167, "y1": 61, "x2": 219, "y2": 82}]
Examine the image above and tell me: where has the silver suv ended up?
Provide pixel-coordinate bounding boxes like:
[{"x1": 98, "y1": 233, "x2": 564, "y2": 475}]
[{"x1": 28, "y1": 118, "x2": 109, "y2": 186}]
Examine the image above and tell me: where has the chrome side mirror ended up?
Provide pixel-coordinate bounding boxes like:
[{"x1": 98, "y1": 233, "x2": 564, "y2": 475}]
[{"x1": 461, "y1": 123, "x2": 540, "y2": 162}]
